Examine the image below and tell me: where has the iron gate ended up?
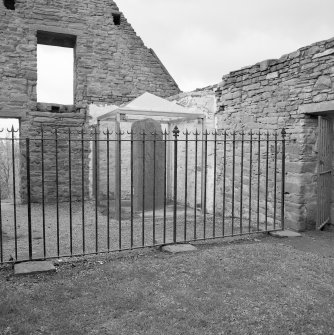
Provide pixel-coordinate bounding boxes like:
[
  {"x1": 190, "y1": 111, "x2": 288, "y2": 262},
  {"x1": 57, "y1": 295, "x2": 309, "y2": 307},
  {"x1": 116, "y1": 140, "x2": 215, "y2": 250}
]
[
  {"x1": 317, "y1": 116, "x2": 333, "y2": 230},
  {"x1": 0, "y1": 126, "x2": 286, "y2": 264}
]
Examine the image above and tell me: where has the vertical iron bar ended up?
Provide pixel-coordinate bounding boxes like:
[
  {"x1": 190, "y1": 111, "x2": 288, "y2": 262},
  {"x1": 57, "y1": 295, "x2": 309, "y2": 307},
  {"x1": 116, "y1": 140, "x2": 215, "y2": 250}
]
[
  {"x1": 11, "y1": 128, "x2": 17, "y2": 260},
  {"x1": 118, "y1": 130, "x2": 122, "y2": 250},
  {"x1": 107, "y1": 129, "x2": 110, "y2": 250},
  {"x1": 240, "y1": 131, "x2": 244, "y2": 235},
  {"x1": 41, "y1": 129, "x2": 46, "y2": 258},
  {"x1": 223, "y1": 130, "x2": 227, "y2": 237},
  {"x1": 232, "y1": 132, "x2": 236, "y2": 236},
  {"x1": 26, "y1": 138, "x2": 32, "y2": 261},
  {"x1": 68, "y1": 129, "x2": 73, "y2": 256},
  {"x1": 281, "y1": 129, "x2": 286, "y2": 230},
  {"x1": 317, "y1": 117, "x2": 321, "y2": 227},
  {"x1": 184, "y1": 130, "x2": 188, "y2": 242},
  {"x1": 203, "y1": 130, "x2": 208, "y2": 239},
  {"x1": 173, "y1": 126, "x2": 179, "y2": 243},
  {"x1": 130, "y1": 131, "x2": 134, "y2": 248},
  {"x1": 153, "y1": 131, "x2": 156, "y2": 245},
  {"x1": 257, "y1": 131, "x2": 261, "y2": 231},
  {"x1": 142, "y1": 131, "x2": 145, "y2": 247},
  {"x1": 55, "y1": 129, "x2": 60, "y2": 257},
  {"x1": 194, "y1": 131, "x2": 198, "y2": 240},
  {"x1": 163, "y1": 130, "x2": 167, "y2": 244},
  {"x1": 0, "y1": 179, "x2": 2, "y2": 264},
  {"x1": 213, "y1": 131, "x2": 217, "y2": 238},
  {"x1": 265, "y1": 131, "x2": 269, "y2": 231},
  {"x1": 94, "y1": 128, "x2": 99, "y2": 253},
  {"x1": 81, "y1": 129, "x2": 85, "y2": 254},
  {"x1": 249, "y1": 131, "x2": 253, "y2": 233},
  {"x1": 274, "y1": 131, "x2": 278, "y2": 230}
]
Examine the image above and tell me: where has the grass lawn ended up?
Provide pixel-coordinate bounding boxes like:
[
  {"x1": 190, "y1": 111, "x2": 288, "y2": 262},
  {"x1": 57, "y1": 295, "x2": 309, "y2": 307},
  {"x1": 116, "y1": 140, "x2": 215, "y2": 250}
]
[{"x1": 0, "y1": 236, "x2": 334, "y2": 335}]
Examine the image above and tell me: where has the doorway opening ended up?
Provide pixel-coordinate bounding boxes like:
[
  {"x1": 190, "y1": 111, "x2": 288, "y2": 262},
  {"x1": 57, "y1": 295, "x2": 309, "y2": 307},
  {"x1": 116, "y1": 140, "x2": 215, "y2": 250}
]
[
  {"x1": 317, "y1": 115, "x2": 333, "y2": 230},
  {"x1": 0, "y1": 118, "x2": 20, "y2": 202}
]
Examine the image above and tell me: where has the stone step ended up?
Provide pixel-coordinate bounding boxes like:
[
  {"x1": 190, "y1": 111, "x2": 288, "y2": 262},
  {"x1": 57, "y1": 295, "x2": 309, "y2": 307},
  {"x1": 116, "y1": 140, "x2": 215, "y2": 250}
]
[{"x1": 14, "y1": 261, "x2": 56, "y2": 276}]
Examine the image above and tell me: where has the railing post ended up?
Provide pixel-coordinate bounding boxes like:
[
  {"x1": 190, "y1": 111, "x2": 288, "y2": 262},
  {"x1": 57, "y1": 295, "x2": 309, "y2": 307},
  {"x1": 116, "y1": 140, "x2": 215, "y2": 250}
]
[
  {"x1": 281, "y1": 128, "x2": 286, "y2": 231},
  {"x1": 26, "y1": 138, "x2": 32, "y2": 261},
  {"x1": 173, "y1": 126, "x2": 179, "y2": 243}
]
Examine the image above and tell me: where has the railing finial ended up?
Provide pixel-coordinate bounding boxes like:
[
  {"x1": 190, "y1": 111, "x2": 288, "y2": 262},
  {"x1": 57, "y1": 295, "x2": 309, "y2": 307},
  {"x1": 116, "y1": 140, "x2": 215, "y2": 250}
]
[{"x1": 173, "y1": 126, "x2": 180, "y2": 138}]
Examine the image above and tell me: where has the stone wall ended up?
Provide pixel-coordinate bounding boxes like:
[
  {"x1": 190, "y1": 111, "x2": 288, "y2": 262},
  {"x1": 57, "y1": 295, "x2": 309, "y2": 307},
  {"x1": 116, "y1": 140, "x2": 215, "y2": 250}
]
[
  {"x1": 168, "y1": 88, "x2": 216, "y2": 213},
  {"x1": 215, "y1": 37, "x2": 334, "y2": 231},
  {"x1": 19, "y1": 103, "x2": 90, "y2": 203},
  {"x1": 0, "y1": 0, "x2": 180, "y2": 202},
  {"x1": 168, "y1": 86, "x2": 218, "y2": 129}
]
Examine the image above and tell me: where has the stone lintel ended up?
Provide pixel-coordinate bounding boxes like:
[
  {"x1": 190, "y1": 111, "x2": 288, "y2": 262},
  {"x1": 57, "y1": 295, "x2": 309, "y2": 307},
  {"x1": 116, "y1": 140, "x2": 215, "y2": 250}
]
[
  {"x1": 298, "y1": 101, "x2": 334, "y2": 116},
  {"x1": 0, "y1": 110, "x2": 26, "y2": 119},
  {"x1": 14, "y1": 261, "x2": 56, "y2": 276},
  {"x1": 33, "y1": 25, "x2": 83, "y2": 37}
]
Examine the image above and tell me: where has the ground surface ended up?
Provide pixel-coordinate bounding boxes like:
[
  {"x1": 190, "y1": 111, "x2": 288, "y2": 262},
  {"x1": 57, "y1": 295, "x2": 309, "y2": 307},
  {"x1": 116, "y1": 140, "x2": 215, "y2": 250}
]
[
  {"x1": 0, "y1": 229, "x2": 333, "y2": 335},
  {"x1": 1, "y1": 201, "x2": 276, "y2": 263}
]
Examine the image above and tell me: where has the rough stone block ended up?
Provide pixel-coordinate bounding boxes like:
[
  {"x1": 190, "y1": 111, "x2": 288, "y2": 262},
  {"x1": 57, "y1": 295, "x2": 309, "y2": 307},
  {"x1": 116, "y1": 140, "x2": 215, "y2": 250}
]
[
  {"x1": 14, "y1": 261, "x2": 56, "y2": 276},
  {"x1": 266, "y1": 72, "x2": 279, "y2": 80},
  {"x1": 314, "y1": 76, "x2": 332, "y2": 90},
  {"x1": 313, "y1": 48, "x2": 334, "y2": 59}
]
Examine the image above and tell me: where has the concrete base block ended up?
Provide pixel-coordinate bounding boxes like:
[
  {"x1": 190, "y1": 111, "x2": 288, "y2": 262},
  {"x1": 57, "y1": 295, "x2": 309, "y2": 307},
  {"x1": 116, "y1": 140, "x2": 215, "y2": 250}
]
[
  {"x1": 269, "y1": 230, "x2": 302, "y2": 238},
  {"x1": 161, "y1": 244, "x2": 197, "y2": 254},
  {"x1": 14, "y1": 261, "x2": 56, "y2": 276}
]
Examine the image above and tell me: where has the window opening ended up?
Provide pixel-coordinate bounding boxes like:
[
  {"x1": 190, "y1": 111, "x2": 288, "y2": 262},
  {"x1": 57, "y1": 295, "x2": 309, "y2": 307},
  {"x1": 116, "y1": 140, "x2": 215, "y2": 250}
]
[
  {"x1": 112, "y1": 13, "x2": 121, "y2": 25},
  {"x1": 3, "y1": 0, "x2": 15, "y2": 10},
  {"x1": 37, "y1": 31, "x2": 76, "y2": 105}
]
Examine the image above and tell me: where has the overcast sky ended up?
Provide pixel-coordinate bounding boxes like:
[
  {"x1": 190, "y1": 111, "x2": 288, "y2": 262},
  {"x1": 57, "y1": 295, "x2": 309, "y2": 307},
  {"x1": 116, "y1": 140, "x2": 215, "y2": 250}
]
[{"x1": 35, "y1": 0, "x2": 334, "y2": 104}]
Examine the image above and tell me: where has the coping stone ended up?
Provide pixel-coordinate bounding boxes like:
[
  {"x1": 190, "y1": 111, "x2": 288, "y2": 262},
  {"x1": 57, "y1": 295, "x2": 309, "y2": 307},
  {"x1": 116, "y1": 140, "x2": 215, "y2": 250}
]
[
  {"x1": 269, "y1": 230, "x2": 302, "y2": 238},
  {"x1": 14, "y1": 261, "x2": 56, "y2": 276},
  {"x1": 161, "y1": 244, "x2": 197, "y2": 254}
]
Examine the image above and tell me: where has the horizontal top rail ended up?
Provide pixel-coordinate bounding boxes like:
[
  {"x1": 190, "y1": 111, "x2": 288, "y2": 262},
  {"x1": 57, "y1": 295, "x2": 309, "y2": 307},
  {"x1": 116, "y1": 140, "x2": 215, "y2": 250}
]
[{"x1": 0, "y1": 126, "x2": 288, "y2": 140}]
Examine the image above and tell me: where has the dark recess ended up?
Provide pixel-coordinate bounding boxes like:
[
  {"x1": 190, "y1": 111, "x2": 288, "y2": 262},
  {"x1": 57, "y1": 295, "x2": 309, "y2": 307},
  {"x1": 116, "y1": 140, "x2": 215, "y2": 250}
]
[
  {"x1": 51, "y1": 106, "x2": 60, "y2": 113},
  {"x1": 3, "y1": 0, "x2": 15, "y2": 10},
  {"x1": 112, "y1": 13, "x2": 121, "y2": 26}
]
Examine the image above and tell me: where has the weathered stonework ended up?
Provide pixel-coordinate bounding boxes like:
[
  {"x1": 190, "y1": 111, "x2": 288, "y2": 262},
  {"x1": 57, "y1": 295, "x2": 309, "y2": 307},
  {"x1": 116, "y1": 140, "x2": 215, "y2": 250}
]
[
  {"x1": 214, "y1": 37, "x2": 334, "y2": 231},
  {"x1": 0, "y1": 0, "x2": 180, "y2": 202}
]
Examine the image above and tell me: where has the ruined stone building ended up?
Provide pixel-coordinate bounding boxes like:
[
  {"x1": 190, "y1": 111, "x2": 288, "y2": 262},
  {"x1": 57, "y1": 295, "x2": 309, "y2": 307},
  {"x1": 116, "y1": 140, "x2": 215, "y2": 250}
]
[
  {"x1": 0, "y1": 0, "x2": 180, "y2": 133},
  {"x1": 1, "y1": 0, "x2": 334, "y2": 233},
  {"x1": 0, "y1": 0, "x2": 180, "y2": 202}
]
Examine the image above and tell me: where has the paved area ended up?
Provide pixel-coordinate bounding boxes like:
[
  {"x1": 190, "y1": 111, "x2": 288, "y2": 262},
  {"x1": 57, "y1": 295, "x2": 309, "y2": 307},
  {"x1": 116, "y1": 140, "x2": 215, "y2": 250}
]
[{"x1": 268, "y1": 224, "x2": 334, "y2": 258}]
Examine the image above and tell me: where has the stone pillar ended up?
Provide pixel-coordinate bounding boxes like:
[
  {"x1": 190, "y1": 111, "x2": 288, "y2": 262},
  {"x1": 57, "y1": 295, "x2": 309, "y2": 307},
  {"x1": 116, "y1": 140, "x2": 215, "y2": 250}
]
[{"x1": 132, "y1": 119, "x2": 164, "y2": 211}]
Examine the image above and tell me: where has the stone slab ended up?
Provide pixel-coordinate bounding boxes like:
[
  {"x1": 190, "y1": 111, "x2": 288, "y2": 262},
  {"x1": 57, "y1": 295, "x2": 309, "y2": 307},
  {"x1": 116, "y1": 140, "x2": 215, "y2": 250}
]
[
  {"x1": 269, "y1": 230, "x2": 302, "y2": 238},
  {"x1": 161, "y1": 244, "x2": 197, "y2": 254},
  {"x1": 132, "y1": 119, "x2": 164, "y2": 211},
  {"x1": 14, "y1": 261, "x2": 56, "y2": 276}
]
